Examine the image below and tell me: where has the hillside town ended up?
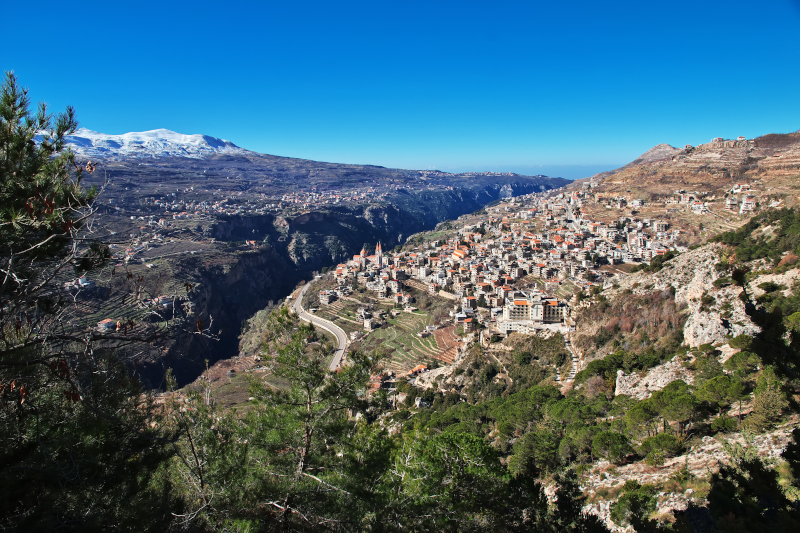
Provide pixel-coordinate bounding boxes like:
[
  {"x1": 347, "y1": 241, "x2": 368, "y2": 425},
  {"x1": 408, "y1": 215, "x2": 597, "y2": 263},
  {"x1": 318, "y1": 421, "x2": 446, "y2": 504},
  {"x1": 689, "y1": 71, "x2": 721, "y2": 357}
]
[{"x1": 318, "y1": 188, "x2": 689, "y2": 339}]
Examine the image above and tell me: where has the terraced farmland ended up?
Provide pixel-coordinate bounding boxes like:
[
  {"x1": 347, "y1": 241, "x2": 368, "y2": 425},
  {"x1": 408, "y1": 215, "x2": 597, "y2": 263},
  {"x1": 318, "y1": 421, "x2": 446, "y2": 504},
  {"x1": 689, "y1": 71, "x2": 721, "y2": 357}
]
[
  {"x1": 313, "y1": 295, "x2": 463, "y2": 375},
  {"x1": 69, "y1": 292, "x2": 151, "y2": 330},
  {"x1": 361, "y1": 310, "x2": 444, "y2": 374},
  {"x1": 59, "y1": 260, "x2": 194, "y2": 348},
  {"x1": 311, "y1": 299, "x2": 364, "y2": 333}
]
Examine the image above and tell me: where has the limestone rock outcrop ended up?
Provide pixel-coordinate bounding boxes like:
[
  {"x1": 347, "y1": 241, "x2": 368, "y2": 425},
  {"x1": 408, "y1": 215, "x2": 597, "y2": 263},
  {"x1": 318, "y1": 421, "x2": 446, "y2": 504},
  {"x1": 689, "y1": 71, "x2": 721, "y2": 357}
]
[
  {"x1": 615, "y1": 356, "x2": 694, "y2": 400},
  {"x1": 604, "y1": 244, "x2": 761, "y2": 348},
  {"x1": 581, "y1": 425, "x2": 797, "y2": 532}
]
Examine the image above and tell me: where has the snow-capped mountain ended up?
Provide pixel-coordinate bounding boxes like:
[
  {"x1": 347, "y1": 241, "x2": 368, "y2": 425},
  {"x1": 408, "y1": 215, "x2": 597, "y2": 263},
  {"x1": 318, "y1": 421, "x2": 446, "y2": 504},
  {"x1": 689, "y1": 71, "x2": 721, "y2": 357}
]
[{"x1": 62, "y1": 128, "x2": 250, "y2": 159}]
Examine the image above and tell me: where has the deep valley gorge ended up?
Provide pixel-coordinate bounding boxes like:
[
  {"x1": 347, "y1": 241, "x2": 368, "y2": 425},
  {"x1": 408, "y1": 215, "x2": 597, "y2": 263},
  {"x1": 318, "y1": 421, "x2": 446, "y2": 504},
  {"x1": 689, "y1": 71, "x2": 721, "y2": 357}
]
[{"x1": 73, "y1": 146, "x2": 567, "y2": 386}]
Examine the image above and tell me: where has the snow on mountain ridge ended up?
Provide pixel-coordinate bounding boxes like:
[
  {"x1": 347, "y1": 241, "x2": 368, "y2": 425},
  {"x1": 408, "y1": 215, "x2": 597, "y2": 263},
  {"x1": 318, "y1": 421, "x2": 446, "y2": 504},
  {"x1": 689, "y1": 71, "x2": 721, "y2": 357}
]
[{"x1": 62, "y1": 128, "x2": 250, "y2": 159}]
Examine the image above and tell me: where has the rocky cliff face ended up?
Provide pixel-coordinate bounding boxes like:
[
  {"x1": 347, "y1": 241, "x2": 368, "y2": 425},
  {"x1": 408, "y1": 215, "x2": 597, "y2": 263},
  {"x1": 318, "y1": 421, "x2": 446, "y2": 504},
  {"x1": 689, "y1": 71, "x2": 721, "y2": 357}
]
[
  {"x1": 601, "y1": 245, "x2": 761, "y2": 349},
  {"x1": 139, "y1": 244, "x2": 297, "y2": 387},
  {"x1": 581, "y1": 425, "x2": 797, "y2": 532},
  {"x1": 614, "y1": 356, "x2": 695, "y2": 400}
]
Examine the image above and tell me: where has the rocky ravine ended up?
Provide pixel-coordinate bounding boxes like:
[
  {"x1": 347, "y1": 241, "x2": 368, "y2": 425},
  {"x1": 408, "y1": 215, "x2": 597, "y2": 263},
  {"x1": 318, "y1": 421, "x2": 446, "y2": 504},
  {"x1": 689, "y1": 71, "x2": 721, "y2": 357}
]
[
  {"x1": 210, "y1": 183, "x2": 549, "y2": 272},
  {"x1": 139, "y1": 243, "x2": 297, "y2": 387}
]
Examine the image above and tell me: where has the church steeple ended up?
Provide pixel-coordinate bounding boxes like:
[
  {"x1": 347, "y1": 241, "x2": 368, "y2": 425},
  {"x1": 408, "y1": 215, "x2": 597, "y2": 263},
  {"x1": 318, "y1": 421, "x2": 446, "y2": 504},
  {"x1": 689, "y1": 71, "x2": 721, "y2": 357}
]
[{"x1": 375, "y1": 241, "x2": 383, "y2": 266}]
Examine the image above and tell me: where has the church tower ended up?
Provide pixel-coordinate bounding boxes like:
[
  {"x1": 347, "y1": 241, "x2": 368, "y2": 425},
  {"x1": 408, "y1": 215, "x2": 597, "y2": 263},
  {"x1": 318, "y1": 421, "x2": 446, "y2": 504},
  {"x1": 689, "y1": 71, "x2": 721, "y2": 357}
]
[
  {"x1": 358, "y1": 245, "x2": 367, "y2": 268},
  {"x1": 375, "y1": 241, "x2": 383, "y2": 266}
]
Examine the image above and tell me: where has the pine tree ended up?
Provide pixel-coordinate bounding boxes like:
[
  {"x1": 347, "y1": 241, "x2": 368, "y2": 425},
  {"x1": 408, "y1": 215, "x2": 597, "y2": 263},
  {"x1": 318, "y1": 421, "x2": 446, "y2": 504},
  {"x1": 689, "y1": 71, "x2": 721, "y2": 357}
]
[
  {"x1": 165, "y1": 307, "x2": 381, "y2": 530},
  {"x1": 0, "y1": 72, "x2": 176, "y2": 531}
]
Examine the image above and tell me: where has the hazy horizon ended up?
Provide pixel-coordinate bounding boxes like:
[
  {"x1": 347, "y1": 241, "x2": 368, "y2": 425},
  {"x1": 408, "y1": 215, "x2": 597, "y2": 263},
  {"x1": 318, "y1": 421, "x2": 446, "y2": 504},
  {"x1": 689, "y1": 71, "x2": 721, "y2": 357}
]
[{"x1": 417, "y1": 164, "x2": 617, "y2": 181}]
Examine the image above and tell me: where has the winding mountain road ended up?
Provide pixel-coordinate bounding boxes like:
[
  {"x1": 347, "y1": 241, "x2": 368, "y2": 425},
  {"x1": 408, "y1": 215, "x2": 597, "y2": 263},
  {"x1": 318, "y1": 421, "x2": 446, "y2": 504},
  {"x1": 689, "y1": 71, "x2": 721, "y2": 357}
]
[{"x1": 292, "y1": 283, "x2": 349, "y2": 371}]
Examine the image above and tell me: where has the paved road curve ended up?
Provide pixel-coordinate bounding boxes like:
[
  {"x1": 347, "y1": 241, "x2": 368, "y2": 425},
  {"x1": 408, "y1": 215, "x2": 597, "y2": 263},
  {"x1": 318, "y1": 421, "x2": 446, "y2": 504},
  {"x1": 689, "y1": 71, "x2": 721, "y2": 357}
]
[{"x1": 292, "y1": 282, "x2": 349, "y2": 371}]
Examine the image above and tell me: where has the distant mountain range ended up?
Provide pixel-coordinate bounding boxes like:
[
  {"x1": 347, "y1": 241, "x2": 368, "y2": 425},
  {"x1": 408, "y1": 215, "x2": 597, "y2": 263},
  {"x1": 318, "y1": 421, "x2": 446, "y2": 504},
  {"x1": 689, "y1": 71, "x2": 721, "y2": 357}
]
[
  {"x1": 64, "y1": 128, "x2": 249, "y2": 159},
  {"x1": 59, "y1": 128, "x2": 572, "y2": 195},
  {"x1": 61, "y1": 128, "x2": 569, "y2": 180}
]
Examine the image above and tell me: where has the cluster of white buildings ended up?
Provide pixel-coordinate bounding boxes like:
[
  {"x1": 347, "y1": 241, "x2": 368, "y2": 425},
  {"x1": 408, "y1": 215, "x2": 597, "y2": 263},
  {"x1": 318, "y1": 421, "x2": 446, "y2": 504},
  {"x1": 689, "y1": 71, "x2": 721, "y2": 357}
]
[
  {"x1": 584, "y1": 179, "x2": 762, "y2": 218},
  {"x1": 278, "y1": 186, "x2": 392, "y2": 208},
  {"x1": 722, "y1": 184, "x2": 757, "y2": 214}
]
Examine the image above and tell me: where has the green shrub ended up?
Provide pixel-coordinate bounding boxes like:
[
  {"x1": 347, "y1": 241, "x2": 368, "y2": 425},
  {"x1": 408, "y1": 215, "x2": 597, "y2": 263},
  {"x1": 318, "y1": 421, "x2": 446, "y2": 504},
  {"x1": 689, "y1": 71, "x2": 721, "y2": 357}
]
[
  {"x1": 645, "y1": 450, "x2": 666, "y2": 466},
  {"x1": 723, "y1": 350, "x2": 761, "y2": 380},
  {"x1": 515, "y1": 351, "x2": 533, "y2": 365},
  {"x1": 713, "y1": 277, "x2": 732, "y2": 288},
  {"x1": 671, "y1": 459, "x2": 693, "y2": 483},
  {"x1": 711, "y1": 415, "x2": 739, "y2": 433},
  {"x1": 758, "y1": 281, "x2": 786, "y2": 293},
  {"x1": 639, "y1": 433, "x2": 682, "y2": 457},
  {"x1": 610, "y1": 481, "x2": 657, "y2": 527},
  {"x1": 592, "y1": 431, "x2": 632, "y2": 464},
  {"x1": 728, "y1": 334, "x2": 753, "y2": 350}
]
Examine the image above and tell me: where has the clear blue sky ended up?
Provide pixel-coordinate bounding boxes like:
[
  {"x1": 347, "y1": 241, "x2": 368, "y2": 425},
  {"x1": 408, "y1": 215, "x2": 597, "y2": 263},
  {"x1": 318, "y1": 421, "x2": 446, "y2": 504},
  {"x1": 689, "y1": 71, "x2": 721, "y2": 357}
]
[{"x1": 3, "y1": 1, "x2": 799, "y2": 179}]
